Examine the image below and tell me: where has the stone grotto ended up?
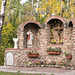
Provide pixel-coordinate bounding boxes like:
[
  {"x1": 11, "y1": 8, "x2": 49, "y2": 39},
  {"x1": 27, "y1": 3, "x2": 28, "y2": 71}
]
[{"x1": 4, "y1": 16, "x2": 75, "y2": 68}]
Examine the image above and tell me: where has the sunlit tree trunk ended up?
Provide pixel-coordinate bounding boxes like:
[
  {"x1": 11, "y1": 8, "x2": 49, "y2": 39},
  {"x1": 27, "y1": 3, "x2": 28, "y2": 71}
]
[
  {"x1": 60, "y1": 0, "x2": 62, "y2": 17},
  {"x1": 0, "y1": 0, "x2": 7, "y2": 43},
  {"x1": 36, "y1": 0, "x2": 39, "y2": 8},
  {"x1": 70, "y1": 0, "x2": 74, "y2": 18},
  {"x1": 66, "y1": 0, "x2": 69, "y2": 12},
  {"x1": 31, "y1": 0, "x2": 33, "y2": 19}
]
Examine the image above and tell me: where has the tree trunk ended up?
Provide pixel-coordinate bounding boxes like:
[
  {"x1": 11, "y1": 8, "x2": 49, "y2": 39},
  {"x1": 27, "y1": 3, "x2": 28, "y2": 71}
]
[
  {"x1": 0, "y1": 0, "x2": 7, "y2": 44},
  {"x1": 66, "y1": 0, "x2": 69, "y2": 12},
  {"x1": 36, "y1": 0, "x2": 39, "y2": 8},
  {"x1": 31, "y1": 0, "x2": 33, "y2": 19},
  {"x1": 35, "y1": 0, "x2": 39, "y2": 19},
  {"x1": 0, "y1": 28, "x2": 1, "y2": 43}
]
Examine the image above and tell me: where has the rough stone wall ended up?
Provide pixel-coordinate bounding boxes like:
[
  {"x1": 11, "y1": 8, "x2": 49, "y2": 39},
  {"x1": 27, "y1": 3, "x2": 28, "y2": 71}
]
[
  {"x1": 5, "y1": 18, "x2": 75, "y2": 67},
  {"x1": 5, "y1": 49, "x2": 40, "y2": 67},
  {"x1": 43, "y1": 25, "x2": 51, "y2": 46},
  {"x1": 5, "y1": 24, "x2": 73, "y2": 67},
  {"x1": 68, "y1": 27, "x2": 73, "y2": 50},
  {"x1": 17, "y1": 24, "x2": 41, "y2": 49},
  {"x1": 62, "y1": 24, "x2": 73, "y2": 51},
  {"x1": 17, "y1": 23, "x2": 51, "y2": 49},
  {"x1": 17, "y1": 26, "x2": 24, "y2": 49},
  {"x1": 62, "y1": 24, "x2": 73, "y2": 65},
  {"x1": 5, "y1": 48, "x2": 66, "y2": 67},
  {"x1": 72, "y1": 27, "x2": 75, "y2": 68}
]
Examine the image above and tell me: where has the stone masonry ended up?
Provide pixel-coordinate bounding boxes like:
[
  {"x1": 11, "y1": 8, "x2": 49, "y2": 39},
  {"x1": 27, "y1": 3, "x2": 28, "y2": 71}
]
[{"x1": 5, "y1": 16, "x2": 75, "y2": 67}]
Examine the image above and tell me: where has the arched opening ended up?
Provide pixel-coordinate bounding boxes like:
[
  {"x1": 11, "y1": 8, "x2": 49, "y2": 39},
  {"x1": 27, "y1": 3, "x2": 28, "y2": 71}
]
[
  {"x1": 69, "y1": 21, "x2": 73, "y2": 27},
  {"x1": 47, "y1": 19, "x2": 63, "y2": 44},
  {"x1": 24, "y1": 22, "x2": 41, "y2": 48}
]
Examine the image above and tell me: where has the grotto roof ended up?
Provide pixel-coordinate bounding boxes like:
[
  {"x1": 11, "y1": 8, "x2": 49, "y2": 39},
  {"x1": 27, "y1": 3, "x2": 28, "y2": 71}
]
[
  {"x1": 45, "y1": 16, "x2": 66, "y2": 24},
  {"x1": 18, "y1": 20, "x2": 41, "y2": 29}
]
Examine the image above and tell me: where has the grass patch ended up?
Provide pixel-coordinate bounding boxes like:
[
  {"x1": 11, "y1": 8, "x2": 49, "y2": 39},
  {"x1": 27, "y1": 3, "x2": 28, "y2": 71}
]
[
  {"x1": 51, "y1": 74, "x2": 54, "y2": 75},
  {"x1": 0, "y1": 72, "x2": 41, "y2": 75}
]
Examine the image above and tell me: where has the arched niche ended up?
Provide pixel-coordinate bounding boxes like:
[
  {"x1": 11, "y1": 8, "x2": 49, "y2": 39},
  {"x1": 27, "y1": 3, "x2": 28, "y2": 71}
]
[
  {"x1": 23, "y1": 20, "x2": 41, "y2": 48},
  {"x1": 6, "y1": 52, "x2": 14, "y2": 66},
  {"x1": 69, "y1": 21, "x2": 73, "y2": 27},
  {"x1": 68, "y1": 19, "x2": 75, "y2": 36},
  {"x1": 45, "y1": 16, "x2": 65, "y2": 45}
]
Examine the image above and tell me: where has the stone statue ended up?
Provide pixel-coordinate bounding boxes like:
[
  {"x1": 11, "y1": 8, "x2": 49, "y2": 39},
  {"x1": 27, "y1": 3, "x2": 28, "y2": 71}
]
[
  {"x1": 27, "y1": 29, "x2": 33, "y2": 45},
  {"x1": 13, "y1": 38, "x2": 18, "y2": 49}
]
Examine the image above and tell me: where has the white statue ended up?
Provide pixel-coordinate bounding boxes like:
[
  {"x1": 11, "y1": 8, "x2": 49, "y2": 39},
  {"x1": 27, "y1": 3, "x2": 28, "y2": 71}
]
[
  {"x1": 27, "y1": 30, "x2": 33, "y2": 45},
  {"x1": 13, "y1": 38, "x2": 18, "y2": 49}
]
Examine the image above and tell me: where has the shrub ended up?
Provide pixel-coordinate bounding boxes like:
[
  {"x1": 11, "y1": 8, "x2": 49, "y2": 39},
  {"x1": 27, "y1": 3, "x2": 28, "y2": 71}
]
[
  {"x1": 0, "y1": 45, "x2": 5, "y2": 65},
  {"x1": 64, "y1": 52, "x2": 71, "y2": 56}
]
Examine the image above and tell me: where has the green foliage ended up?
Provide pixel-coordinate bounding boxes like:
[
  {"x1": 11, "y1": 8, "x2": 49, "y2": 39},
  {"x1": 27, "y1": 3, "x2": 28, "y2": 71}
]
[
  {"x1": 0, "y1": 72, "x2": 41, "y2": 75},
  {"x1": 27, "y1": 51, "x2": 39, "y2": 55},
  {"x1": 0, "y1": 45, "x2": 5, "y2": 65},
  {"x1": 33, "y1": 62, "x2": 40, "y2": 65},
  {"x1": 36, "y1": 0, "x2": 75, "y2": 19},
  {"x1": 50, "y1": 61, "x2": 56, "y2": 65},
  {"x1": 60, "y1": 40, "x2": 63, "y2": 44},
  {"x1": 0, "y1": 0, "x2": 2, "y2": 11},
  {"x1": 58, "y1": 61, "x2": 65, "y2": 66},
  {"x1": 0, "y1": 52, "x2": 4, "y2": 65},
  {"x1": 51, "y1": 74, "x2": 54, "y2": 75},
  {"x1": 43, "y1": 73, "x2": 46, "y2": 75},
  {"x1": 47, "y1": 48, "x2": 61, "y2": 52},
  {"x1": 17, "y1": 69, "x2": 20, "y2": 75},
  {"x1": 1, "y1": 23, "x2": 15, "y2": 48},
  {"x1": 36, "y1": 13, "x2": 48, "y2": 24},
  {"x1": 0, "y1": 0, "x2": 22, "y2": 65},
  {"x1": 64, "y1": 52, "x2": 71, "y2": 56}
]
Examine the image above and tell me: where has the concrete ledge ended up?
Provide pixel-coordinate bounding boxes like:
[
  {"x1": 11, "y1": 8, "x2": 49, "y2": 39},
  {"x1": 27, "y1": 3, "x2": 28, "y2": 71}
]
[
  {"x1": 5, "y1": 48, "x2": 41, "y2": 50},
  {"x1": 47, "y1": 44, "x2": 63, "y2": 47},
  {"x1": 5, "y1": 48, "x2": 20, "y2": 50},
  {"x1": 24, "y1": 48, "x2": 41, "y2": 50}
]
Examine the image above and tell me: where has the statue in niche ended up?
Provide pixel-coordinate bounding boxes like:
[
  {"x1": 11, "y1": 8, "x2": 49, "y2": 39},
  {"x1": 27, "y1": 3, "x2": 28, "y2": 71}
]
[
  {"x1": 54, "y1": 23, "x2": 63, "y2": 44},
  {"x1": 27, "y1": 29, "x2": 33, "y2": 46}
]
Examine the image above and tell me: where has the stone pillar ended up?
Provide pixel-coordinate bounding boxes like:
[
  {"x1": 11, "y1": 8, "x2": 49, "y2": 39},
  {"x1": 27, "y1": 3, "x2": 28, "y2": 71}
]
[
  {"x1": 17, "y1": 27, "x2": 24, "y2": 49},
  {"x1": 40, "y1": 28, "x2": 45, "y2": 48},
  {"x1": 63, "y1": 23, "x2": 69, "y2": 51},
  {"x1": 44, "y1": 25, "x2": 50, "y2": 46},
  {"x1": 72, "y1": 26, "x2": 75, "y2": 69},
  {"x1": 38, "y1": 25, "x2": 50, "y2": 61}
]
